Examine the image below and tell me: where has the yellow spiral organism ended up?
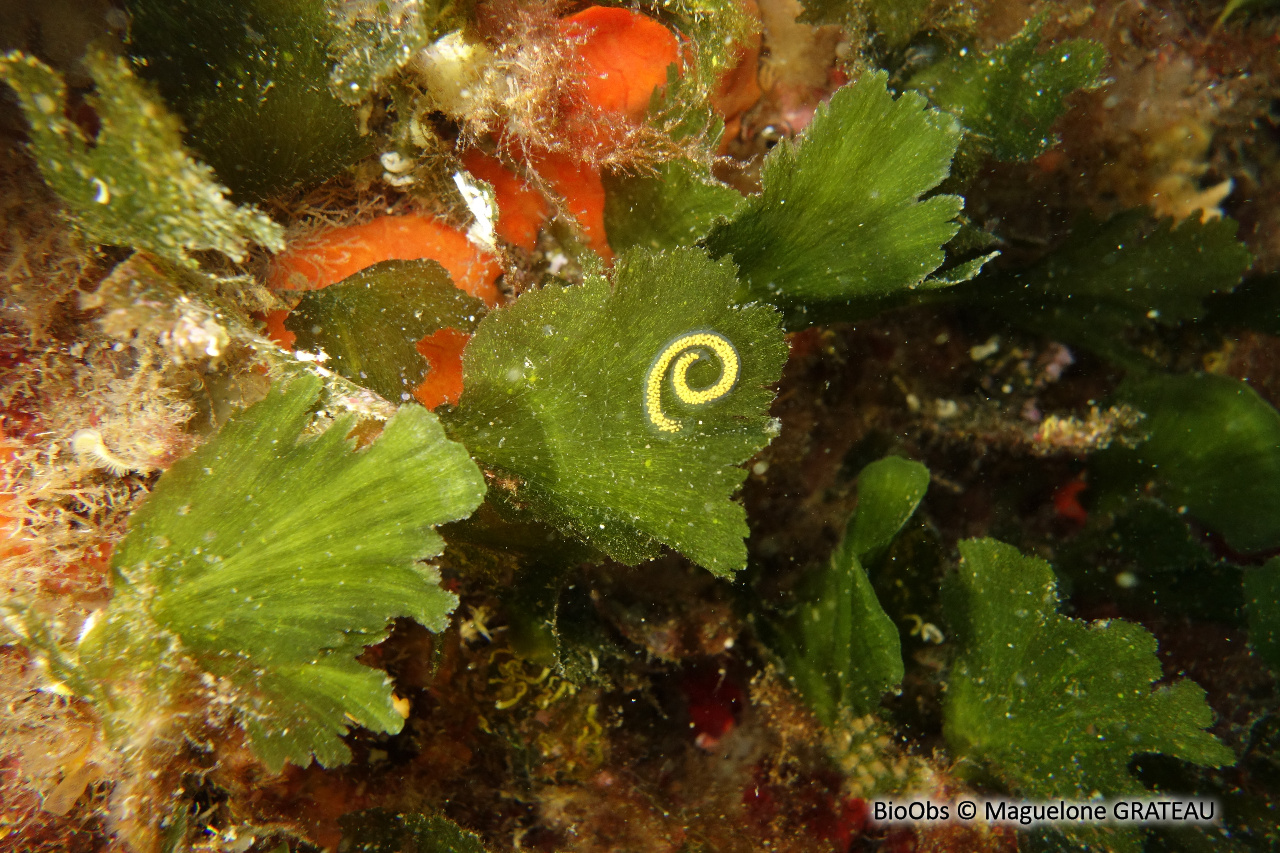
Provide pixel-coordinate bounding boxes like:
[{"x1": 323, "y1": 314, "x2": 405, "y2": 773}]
[{"x1": 643, "y1": 331, "x2": 741, "y2": 433}]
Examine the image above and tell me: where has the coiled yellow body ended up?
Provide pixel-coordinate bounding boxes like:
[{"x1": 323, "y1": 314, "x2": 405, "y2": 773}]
[{"x1": 643, "y1": 331, "x2": 740, "y2": 433}]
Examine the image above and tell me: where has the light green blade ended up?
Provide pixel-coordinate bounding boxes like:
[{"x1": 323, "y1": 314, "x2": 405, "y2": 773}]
[
  {"x1": 87, "y1": 376, "x2": 485, "y2": 770},
  {"x1": 0, "y1": 49, "x2": 283, "y2": 266},
  {"x1": 945, "y1": 538, "x2": 1235, "y2": 851},
  {"x1": 705, "y1": 72, "x2": 964, "y2": 326},
  {"x1": 445, "y1": 246, "x2": 787, "y2": 576}
]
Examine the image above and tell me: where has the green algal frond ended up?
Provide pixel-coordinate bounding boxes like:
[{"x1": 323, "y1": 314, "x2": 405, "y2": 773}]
[
  {"x1": 88, "y1": 252, "x2": 406, "y2": 423},
  {"x1": 604, "y1": 160, "x2": 745, "y2": 254},
  {"x1": 908, "y1": 17, "x2": 1107, "y2": 162},
  {"x1": 766, "y1": 457, "x2": 929, "y2": 725},
  {"x1": 980, "y1": 211, "x2": 1252, "y2": 367},
  {"x1": 126, "y1": 0, "x2": 372, "y2": 199},
  {"x1": 444, "y1": 247, "x2": 787, "y2": 576},
  {"x1": 79, "y1": 376, "x2": 486, "y2": 771},
  {"x1": 842, "y1": 457, "x2": 932, "y2": 564},
  {"x1": 928, "y1": 250, "x2": 1001, "y2": 286},
  {"x1": 1053, "y1": 496, "x2": 1244, "y2": 624},
  {"x1": 793, "y1": 0, "x2": 852, "y2": 28},
  {"x1": 342, "y1": 809, "x2": 490, "y2": 853},
  {"x1": 704, "y1": 72, "x2": 966, "y2": 327},
  {"x1": 1101, "y1": 373, "x2": 1280, "y2": 555},
  {"x1": 799, "y1": 0, "x2": 931, "y2": 49},
  {"x1": 649, "y1": 0, "x2": 758, "y2": 79},
  {"x1": 286, "y1": 260, "x2": 486, "y2": 403},
  {"x1": 866, "y1": 0, "x2": 934, "y2": 48},
  {"x1": 0, "y1": 50, "x2": 284, "y2": 267},
  {"x1": 328, "y1": 0, "x2": 476, "y2": 106},
  {"x1": 328, "y1": 1, "x2": 433, "y2": 105},
  {"x1": 642, "y1": 63, "x2": 727, "y2": 158},
  {"x1": 1019, "y1": 212, "x2": 1251, "y2": 325},
  {"x1": 945, "y1": 538, "x2": 1235, "y2": 852},
  {"x1": 1245, "y1": 557, "x2": 1280, "y2": 671}
]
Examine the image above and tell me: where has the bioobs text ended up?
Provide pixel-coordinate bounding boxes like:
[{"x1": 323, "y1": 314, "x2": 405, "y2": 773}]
[{"x1": 873, "y1": 800, "x2": 949, "y2": 822}]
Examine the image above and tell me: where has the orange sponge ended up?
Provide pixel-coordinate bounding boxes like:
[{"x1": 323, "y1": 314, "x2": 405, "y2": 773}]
[
  {"x1": 413, "y1": 327, "x2": 472, "y2": 410},
  {"x1": 560, "y1": 7, "x2": 682, "y2": 120},
  {"x1": 461, "y1": 150, "x2": 550, "y2": 252},
  {"x1": 268, "y1": 214, "x2": 502, "y2": 306},
  {"x1": 264, "y1": 215, "x2": 500, "y2": 409},
  {"x1": 556, "y1": 6, "x2": 682, "y2": 157}
]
